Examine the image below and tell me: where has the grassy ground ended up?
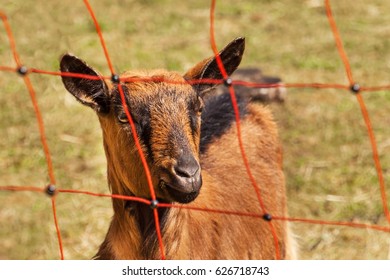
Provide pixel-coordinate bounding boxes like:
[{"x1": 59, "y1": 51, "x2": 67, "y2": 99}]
[{"x1": 1, "y1": 0, "x2": 390, "y2": 259}]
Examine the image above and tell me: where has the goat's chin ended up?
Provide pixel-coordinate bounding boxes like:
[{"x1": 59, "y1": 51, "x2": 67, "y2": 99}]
[{"x1": 159, "y1": 181, "x2": 200, "y2": 204}]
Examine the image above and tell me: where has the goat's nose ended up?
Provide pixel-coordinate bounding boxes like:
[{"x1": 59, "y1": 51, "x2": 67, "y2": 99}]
[
  {"x1": 174, "y1": 154, "x2": 200, "y2": 178},
  {"x1": 159, "y1": 153, "x2": 202, "y2": 203}
]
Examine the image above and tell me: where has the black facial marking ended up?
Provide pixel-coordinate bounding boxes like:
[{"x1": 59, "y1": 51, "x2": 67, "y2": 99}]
[
  {"x1": 200, "y1": 91, "x2": 249, "y2": 154},
  {"x1": 112, "y1": 86, "x2": 153, "y2": 158},
  {"x1": 188, "y1": 96, "x2": 202, "y2": 137}
]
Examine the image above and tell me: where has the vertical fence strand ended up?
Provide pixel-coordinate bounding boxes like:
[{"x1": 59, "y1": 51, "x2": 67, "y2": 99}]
[
  {"x1": 51, "y1": 197, "x2": 64, "y2": 260},
  {"x1": 355, "y1": 93, "x2": 390, "y2": 224},
  {"x1": 325, "y1": 0, "x2": 390, "y2": 225},
  {"x1": 210, "y1": 0, "x2": 281, "y2": 260},
  {"x1": 81, "y1": 0, "x2": 165, "y2": 259},
  {"x1": 325, "y1": 0, "x2": 354, "y2": 84}
]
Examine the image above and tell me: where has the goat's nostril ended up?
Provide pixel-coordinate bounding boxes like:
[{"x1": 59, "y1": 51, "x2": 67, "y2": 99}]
[{"x1": 174, "y1": 162, "x2": 200, "y2": 178}]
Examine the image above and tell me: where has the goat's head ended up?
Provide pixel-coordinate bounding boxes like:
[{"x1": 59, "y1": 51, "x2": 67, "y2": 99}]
[{"x1": 60, "y1": 37, "x2": 245, "y2": 204}]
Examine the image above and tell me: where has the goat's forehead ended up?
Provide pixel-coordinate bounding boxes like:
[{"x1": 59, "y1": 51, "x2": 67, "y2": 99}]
[{"x1": 114, "y1": 70, "x2": 196, "y2": 104}]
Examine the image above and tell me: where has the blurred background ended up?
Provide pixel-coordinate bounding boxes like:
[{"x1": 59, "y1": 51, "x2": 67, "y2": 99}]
[{"x1": 1, "y1": 0, "x2": 390, "y2": 259}]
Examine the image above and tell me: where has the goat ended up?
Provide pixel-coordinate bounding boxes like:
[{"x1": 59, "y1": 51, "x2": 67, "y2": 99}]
[{"x1": 60, "y1": 37, "x2": 296, "y2": 259}]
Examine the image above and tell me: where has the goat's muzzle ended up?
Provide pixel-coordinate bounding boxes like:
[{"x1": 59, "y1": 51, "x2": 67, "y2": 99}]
[{"x1": 159, "y1": 155, "x2": 202, "y2": 204}]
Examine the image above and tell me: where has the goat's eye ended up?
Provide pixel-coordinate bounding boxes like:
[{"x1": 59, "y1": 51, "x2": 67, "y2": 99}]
[
  {"x1": 118, "y1": 113, "x2": 129, "y2": 124},
  {"x1": 198, "y1": 103, "x2": 204, "y2": 113},
  {"x1": 195, "y1": 97, "x2": 204, "y2": 114}
]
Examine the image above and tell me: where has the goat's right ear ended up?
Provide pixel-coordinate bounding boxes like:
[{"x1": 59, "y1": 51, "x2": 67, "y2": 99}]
[
  {"x1": 60, "y1": 54, "x2": 110, "y2": 114},
  {"x1": 184, "y1": 37, "x2": 245, "y2": 96}
]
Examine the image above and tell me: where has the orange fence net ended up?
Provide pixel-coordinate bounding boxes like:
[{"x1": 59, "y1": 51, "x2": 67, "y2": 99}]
[{"x1": 1, "y1": 0, "x2": 389, "y2": 260}]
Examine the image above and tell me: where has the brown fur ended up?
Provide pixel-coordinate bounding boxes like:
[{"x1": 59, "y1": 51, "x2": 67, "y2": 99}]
[{"x1": 60, "y1": 37, "x2": 296, "y2": 260}]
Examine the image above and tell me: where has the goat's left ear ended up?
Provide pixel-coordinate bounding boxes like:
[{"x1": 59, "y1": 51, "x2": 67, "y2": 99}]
[
  {"x1": 60, "y1": 54, "x2": 110, "y2": 114},
  {"x1": 184, "y1": 37, "x2": 245, "y2": 95}
]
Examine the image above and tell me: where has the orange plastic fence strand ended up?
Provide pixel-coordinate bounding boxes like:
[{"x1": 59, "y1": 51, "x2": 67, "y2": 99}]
[
  {"x1": 159, "y1": 203, "x2": 390, "y2": 233},
  {"x1": 153, "y1": 209, "x2": 166, "y2": 260},
  {"x1": 83, "y1": 0, "x2": 115, "y2": 75},
  {"x1": 31, "y1": 68, "x2": 110, "y2": 81},
  {"x1": 210, "y1": 0, "x2": 281, "y2": 260},
  {"x1": 210, "y1": 0, "x2": 267, "y2": 215},
  {"x1": 81, "y1": 0, "x2": 166, "y2": 258},
  {"x1": 17, "y1": 67, "x2": 390, "y2": 92},
  {"x1": 0, "y1": 65, "x2": 16, "y2": 72},
  {"x1": 284, "y1": 83, "x2": 350, "y2": 90},
  {"x1": 0, "y1": 10, "x2": 56, "y2": 185},
  {"x1": 51, "y1": 197, "x2": 64, "y2": 260},
  {"x1": 117, "y1": 74, "x2": 165, "y2": 259},
  {"x1": 361, "y1": 85, "x2": 390, "y2": 92},
  {"x1": 0, "y1": 186, "x2": 44, "y2": 192},
  {"x1": 22, "y1": 66, "x2": 390, "y2": 93},
  {"x1": 158, "y1": 202, "x2": 265, "y2": 218},
  {"x1": 23, "y1": 75, "x2": 56, "y2": 185},
  {"x1": 233, "y1": 81, "x2": 348, "y2": 90},
  {"x1": 325, "y1": 0, "x2": 354, "y2": 84},
  {"x1": 80, "y1": 0, "x2": 158, "y2": 202},
  {"x1": 209, "y1": 0, "x2": 227, "y2": 78},
  {"x1": 0, "y1": 12, "x2": 21, "y2": 66},
  {"x1": 117, "y1": 85, "x2": 156, "y2": 201},
  {"x1": 268, "y1": 222, "x2": 281, "y2": 260},
  {"x1": 0, "y1": 10, "x2": 62, "y2": 259},
  {"x1": 5, "y1": 62, "x2": 388, "y2": 93},
  {"x1": 355, "y1": 93, "x2": 390, "y2": 224},
  {"x1": 59, "y1": 189, "x2": 151, "y2": 205},
  {"x1": 325, "y1": 0, "x2": 390, "y2": 225},
  {"x1": 276, "y1": 216, "x2": 390, "y2": 233}
]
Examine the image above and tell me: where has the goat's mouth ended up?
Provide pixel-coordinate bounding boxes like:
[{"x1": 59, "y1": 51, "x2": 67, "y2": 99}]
[{"x1": 159, "y1": 179, "x2": 201, "y2": 204}]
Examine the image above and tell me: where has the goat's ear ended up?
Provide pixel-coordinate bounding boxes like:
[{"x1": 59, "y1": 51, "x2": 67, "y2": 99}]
[
  {"x1": 60, "y1": 54, "x2": 110, "y2": 114},
  {"x1": 184, "y1": 37, "x2": 245, "y2": 95}
]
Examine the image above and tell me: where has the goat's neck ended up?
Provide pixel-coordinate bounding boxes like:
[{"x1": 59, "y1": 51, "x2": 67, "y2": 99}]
[
  {"x1": 99, "y1": 132, "x2": 190, "y2": 259},
  {"x1": 106, "y1": 183, "x2": 189, "y2": 259},
  {"x1": 104, "y1": 160, "x2": 189, "y2": 259}
]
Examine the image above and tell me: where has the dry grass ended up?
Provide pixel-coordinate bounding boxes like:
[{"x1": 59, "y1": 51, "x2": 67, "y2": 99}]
[{"x1": 1, "y1": 0, "x2": 390, "y2": 259}]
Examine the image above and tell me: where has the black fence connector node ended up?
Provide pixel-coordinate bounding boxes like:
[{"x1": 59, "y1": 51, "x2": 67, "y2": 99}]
[
  {"x1": 17, "y1": 66, "x2": 28, "y2": 76},
  {"x1": 111, "y1": 74, "x2": 120, "y2": 83},
  {"x1": 224, "y1": 77, "x2": 233, "y2": 87},
  {"x1": 45, "y1": 184, "x2": 56, "y2": 196},
  {"x1": 150, "y1": 199, "x2": 159, "y2": 209},
  {"x1": 263, "y1": 213, "x2": 272, "y2": 221},
  {"x1": 350, "y1": 83, "x2": 361, "y2": 94}
]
